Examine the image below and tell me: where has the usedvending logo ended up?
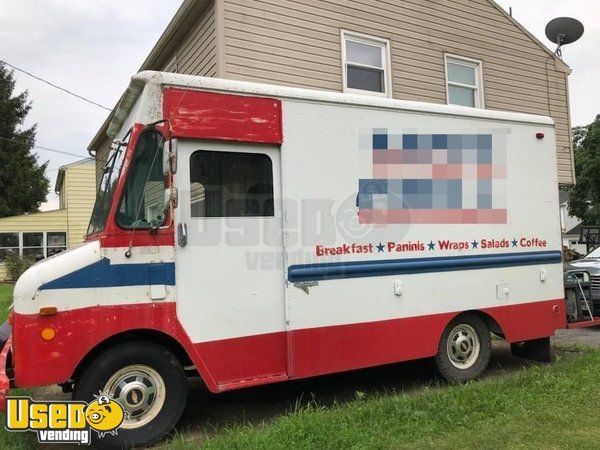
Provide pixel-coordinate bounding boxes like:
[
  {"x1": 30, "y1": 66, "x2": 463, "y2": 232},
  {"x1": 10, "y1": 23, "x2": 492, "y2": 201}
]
[{"x1": 5, "y1": 394, "x2": 126, "y2": 445}]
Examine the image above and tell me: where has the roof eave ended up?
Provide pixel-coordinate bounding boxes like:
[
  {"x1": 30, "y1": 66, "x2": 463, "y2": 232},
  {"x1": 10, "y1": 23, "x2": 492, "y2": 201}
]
[
  {"x1": 486, "y1": 0, "x2": 572, "y2": 74},
  {"x1": 87, "y1": 0, "x2": 211, "y2": 154},
  {"x1": 54, "y1": 167, "x2": 65, "y2": 194},
  {"x1": 87, "y1": 107, "x2": 117, "y2": 155},
  {"x1": 139, "y1": 0, "x2": 211, "y2": 72}
]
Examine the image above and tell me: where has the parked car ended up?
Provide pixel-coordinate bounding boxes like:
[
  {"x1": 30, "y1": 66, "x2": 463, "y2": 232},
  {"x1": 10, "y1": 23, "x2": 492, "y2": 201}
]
[
  {"x1": 565, "y1": 246, "x2": 600, "y2": 280},
  {"x1": 564, "y1": 247, "x2": 600, "y2": 318}
]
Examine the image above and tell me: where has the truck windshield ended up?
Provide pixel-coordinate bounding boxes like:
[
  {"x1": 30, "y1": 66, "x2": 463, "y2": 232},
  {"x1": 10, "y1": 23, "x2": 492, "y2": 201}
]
[
  {"x1": 116, "y1": 131, "x2": 166, "y2": 229},
  {"x1": 87, "y1": 136, "x2": 128, "y2": 236}
]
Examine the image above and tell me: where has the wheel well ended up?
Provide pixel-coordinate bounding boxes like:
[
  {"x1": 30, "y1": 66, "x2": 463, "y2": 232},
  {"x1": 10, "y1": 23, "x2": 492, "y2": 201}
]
[
  {"x1": 71, "y1": 329, "x2": 195, "y2": 384},
  {"x1": 454, "y1": 310, "x2": 505, "y2": 338}
]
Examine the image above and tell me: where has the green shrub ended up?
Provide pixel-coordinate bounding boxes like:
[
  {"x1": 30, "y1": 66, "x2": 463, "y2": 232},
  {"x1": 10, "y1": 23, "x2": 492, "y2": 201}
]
[
  {"x1": 563, "y1": 245, "x2": 583, "y2": 262},
  {"x1": 4, "y1": 254, "x2": 34, "y2": 281}
]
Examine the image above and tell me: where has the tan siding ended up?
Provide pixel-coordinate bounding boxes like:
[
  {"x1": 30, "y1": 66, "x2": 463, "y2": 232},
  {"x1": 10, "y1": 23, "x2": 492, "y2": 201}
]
[
  {"x1": 223, "y1": 0, "x2": 574, "y2": 185},
  {"x1": 163, "y1": 2, "x2": 217, "y2": 77},
  {"x1": 0, "y1": 210, "x2": 68, "y2": 232},
  {"x1": 164, "y1": 57, "x2": 178, "y2": 73},
  {"x1": 95, "y1": 135, "x2": 112, "y2": 188},
  {"x1": 64, "y1": 161, "x2": 96, "y2": 247}
]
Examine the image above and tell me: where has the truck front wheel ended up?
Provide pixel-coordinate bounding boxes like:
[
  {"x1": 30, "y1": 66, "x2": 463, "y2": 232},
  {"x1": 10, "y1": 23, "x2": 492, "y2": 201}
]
[
  {"x1": 435, "y1": 313, "x2": 491, "y2": 383},
  {"x1": 73, "y1": 341, "x2": 187, "y2": 447}
]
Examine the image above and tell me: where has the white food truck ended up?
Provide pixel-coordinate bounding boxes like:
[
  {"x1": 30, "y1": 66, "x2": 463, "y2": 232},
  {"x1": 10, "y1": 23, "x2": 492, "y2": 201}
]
[{"x1": 1, "y1": 71, "x2": 567, "y2": 446}]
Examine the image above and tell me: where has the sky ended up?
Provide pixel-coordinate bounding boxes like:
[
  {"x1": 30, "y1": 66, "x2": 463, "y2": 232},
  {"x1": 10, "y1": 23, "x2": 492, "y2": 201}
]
[
  {"x1": 0, "y1": 0, "x2": 183, "y2": 210},
  {"x1": 0, "y1": 0, "x2": 598, "y2": 211}
]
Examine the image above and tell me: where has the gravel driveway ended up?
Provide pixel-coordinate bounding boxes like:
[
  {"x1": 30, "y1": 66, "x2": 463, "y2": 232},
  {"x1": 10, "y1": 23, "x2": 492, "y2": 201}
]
[{"x1": 554, "y1": 325, "x2": 600, "y2": 348}]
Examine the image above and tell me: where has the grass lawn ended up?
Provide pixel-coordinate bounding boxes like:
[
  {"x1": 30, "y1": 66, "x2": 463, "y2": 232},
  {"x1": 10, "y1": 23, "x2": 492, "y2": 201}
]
[
  {"x1": 171, "y1": 347, "x2": 600, "y2": 449},
  {"x1": 0, "y1": 284, "x2": 13, "y2": 321}
]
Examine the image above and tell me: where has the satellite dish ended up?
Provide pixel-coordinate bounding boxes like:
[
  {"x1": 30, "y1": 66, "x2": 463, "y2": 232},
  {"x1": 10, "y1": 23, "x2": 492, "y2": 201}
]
[{"x1": 545, "y1": 17, "x2": 584, "y2": 58}]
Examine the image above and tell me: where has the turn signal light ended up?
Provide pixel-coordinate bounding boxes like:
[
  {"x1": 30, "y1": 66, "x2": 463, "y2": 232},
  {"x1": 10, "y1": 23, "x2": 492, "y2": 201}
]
[
  {"x1": 41, "y1": 328, "x2": 56, "y2": 341},
  {"x1": 7, "y1": 311, "x2": 13, "y2": 326},
  {"x1": 39, "y1": 307, "x2": 57, "y2": 316}
]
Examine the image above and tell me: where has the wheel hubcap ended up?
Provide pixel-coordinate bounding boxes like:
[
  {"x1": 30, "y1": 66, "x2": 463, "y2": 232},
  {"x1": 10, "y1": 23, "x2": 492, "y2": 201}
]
[
  {"x1": 446, "y1": 324, "x2": 481, "y2": 369},
  {"x1": 103, "y1": 365, "x2": 166, "y2": 429}
]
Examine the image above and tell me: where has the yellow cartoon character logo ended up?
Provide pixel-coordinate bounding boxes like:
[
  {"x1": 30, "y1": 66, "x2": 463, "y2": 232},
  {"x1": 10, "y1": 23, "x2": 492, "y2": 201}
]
[{"x1": 85, "y1": 394, "x2": 125, "y2": 437}]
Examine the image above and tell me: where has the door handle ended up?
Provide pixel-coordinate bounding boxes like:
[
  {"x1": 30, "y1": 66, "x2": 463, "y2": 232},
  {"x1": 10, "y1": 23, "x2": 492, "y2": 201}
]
[{"x1": 177, "y1": 222, "x2": 188, "y2": 247}]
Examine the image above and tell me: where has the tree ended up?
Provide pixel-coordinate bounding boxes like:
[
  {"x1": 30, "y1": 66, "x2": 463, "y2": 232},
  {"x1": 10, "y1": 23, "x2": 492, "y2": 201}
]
[
  {"x1": 0, "y1": 62, "x2": 49, "y2": 218},
  {"x1": 568, "y1": 114, "x2": 600, "y2": 223},
  {"x1": 572, "y1": 124, "x2": 589, "y2": 148}
]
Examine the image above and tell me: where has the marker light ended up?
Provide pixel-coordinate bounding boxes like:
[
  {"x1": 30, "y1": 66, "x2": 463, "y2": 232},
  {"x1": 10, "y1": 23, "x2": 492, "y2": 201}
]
[
  {"x1": 536, "y1": 132, "x2": 545, "y2": 139},
  {"x1": 39, "y1": 307, "x2": 57, "y2": 316},
  {"x1": 41, "y1": 328, "x2": 56, "y2": 341}
]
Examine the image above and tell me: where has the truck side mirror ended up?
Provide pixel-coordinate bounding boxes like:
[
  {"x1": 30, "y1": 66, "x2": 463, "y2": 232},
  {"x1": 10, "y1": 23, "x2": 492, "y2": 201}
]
[{"x1": 163, "y1": 138, "x2": 178, "y2": 176}]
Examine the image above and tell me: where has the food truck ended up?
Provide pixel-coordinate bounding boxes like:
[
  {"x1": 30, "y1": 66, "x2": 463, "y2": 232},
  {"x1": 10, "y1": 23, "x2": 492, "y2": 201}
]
[{"x1": 1, "y1": 71, "x2": 567, "y2": 446}]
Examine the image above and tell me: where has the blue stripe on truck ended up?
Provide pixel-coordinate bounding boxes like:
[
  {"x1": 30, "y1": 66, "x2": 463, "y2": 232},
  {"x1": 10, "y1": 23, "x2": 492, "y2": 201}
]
[
  {"x1": 287, "y1": 250, "x2": 562, "y2": 282},
  {"x1": 40, "y1": 258, "x2": 176, "y2": 290}
]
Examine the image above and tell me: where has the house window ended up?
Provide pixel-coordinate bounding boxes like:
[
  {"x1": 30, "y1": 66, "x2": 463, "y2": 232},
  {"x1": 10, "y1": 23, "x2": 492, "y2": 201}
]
[
  {"x1": 22, "y1": 233, "x2": 44, "y2": 260},
  {"x1": 0, "y1": 231, "x2": 67, "y2": 262},
  {"x1": 0, "y1": 233, "x2": 18, "y2": 262},
  {"x1": 189, "y1": 150, "x2": 274, "y2": 218},
  {"x1": 342, "y1": 31, "x2": 391, "y2": 97},
  {"x1": 47, "y1": 232, "x2": 67, "y2": 257},
  {"x1": 445, "y1": 55, "x2": 484, "y2": 108}
]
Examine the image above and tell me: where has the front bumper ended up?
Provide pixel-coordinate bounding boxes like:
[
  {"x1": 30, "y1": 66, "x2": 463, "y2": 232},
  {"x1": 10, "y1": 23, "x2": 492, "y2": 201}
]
[{"x1": 0, "y1": 336, "x2": 12, "y2": 412}]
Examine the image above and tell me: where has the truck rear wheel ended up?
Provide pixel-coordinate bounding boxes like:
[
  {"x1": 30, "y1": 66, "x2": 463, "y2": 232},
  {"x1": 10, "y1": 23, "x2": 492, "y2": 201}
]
[
  {"x1": 73, "y1": 341, "x2": 187, "y2": 448},
  {"x1": 435, "y1": 314, "x2": 491, "y2": 383}
]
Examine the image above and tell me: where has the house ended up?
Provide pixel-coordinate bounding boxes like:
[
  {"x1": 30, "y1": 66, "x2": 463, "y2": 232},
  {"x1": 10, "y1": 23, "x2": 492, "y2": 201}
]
[
  {"x1": 0, "y1": 158, "x2": 96, "y2": 280},
  {"x1": 559, "y1": 190, "x2": 586, "y2": 254},
  {"x1": 563, "y1": 223, "x2": 585, "y2": 255},
  {"x1": 88, "y1": 0, "x2": 575, "y2": 188}
]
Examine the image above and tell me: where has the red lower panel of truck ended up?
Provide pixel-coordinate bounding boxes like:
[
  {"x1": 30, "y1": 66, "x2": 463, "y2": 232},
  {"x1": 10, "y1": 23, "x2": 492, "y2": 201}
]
[{"x1": 10, "y1": 298, "x2": 565, "y2": 393}]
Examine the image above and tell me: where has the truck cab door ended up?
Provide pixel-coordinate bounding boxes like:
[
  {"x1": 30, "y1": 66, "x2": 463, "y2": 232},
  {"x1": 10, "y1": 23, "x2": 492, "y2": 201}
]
[{"x1": 173, "y1": 140, "x2": 287, "y2": 389}]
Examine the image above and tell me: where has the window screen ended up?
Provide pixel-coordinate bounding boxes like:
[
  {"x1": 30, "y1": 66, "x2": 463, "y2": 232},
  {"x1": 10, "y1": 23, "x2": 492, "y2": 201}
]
[{"x1": 189, "y1": 150, "x2": 274, "y2": 218}]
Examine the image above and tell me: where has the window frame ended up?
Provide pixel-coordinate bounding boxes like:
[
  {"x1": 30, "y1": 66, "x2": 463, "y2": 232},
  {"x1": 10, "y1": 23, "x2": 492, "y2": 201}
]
[
  {"x1": 115, "y1": 129, "x2": 168, "y2": 230},
  {"x1": 444, "y1": 54, "x2": 485, "y2": 109},
  {"x1": 189, "y1": 149, "x2": 275, "y2": 219},
  {"x1": 341, "y1": 30, "x2": 392, "y2": 98},
  {"x1": 0, "y1": 231, "x2": 67, "y2": 262},
  {"x1": 22, "y1": 232, "x2": 44, "y2": 260}
]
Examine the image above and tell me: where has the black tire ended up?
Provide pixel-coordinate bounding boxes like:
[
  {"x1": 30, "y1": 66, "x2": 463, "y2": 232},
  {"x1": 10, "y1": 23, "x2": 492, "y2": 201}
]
[
  {"x1": 74, "y1": 341, "x2": 187, "y2": 448},
  {"x1": 435, "y1": 313, "x2": 491, "y2": 383}
]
